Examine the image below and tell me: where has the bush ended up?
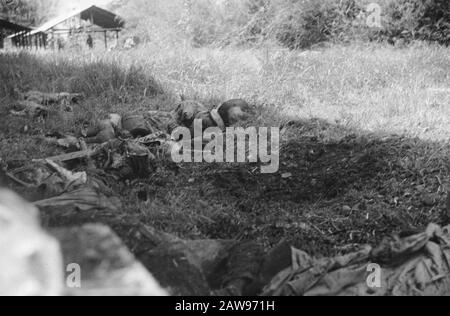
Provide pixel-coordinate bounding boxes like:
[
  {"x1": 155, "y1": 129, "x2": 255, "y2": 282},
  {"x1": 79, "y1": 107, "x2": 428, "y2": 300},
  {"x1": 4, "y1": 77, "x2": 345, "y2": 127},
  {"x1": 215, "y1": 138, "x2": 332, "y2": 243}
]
[
  {"x1": 415, "y1": 0, "x2": 450, "y2": 45},
  {"x1": 186, "y1": 0, "x2": 252, "y2": 47},
  {"x1": 270, "y1": 0, "x2": 363, "y2": 49},
  {"x1": 379, "y1": 0, "x2": 450, "y2": 45},
  {"x1": 114, "y1": 0, "x2": 449, "y2": 48},
  {"x1": 268, "y1": 0, "x2": 450, "y2": 49}
]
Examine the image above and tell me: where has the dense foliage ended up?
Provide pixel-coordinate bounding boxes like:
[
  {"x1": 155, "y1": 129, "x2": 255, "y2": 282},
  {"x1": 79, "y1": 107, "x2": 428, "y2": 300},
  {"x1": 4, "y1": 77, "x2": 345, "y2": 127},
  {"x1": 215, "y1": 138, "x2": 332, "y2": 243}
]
[
  {"x1": 380, "y1": 0, "x2": 450, "y2": 45},
  {"x1": 2, "y1": 0, "x2": 449, "y2": 48}
]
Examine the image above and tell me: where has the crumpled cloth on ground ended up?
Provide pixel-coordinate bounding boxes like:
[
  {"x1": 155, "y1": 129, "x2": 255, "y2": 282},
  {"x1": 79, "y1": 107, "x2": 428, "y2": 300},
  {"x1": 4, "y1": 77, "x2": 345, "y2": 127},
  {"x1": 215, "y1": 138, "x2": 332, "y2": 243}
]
[
  {"x1": 34, "y1": 186, "x2": 121, "y2": 213},
  {"x1": 6, "y1": 160, "x2": 121, "y2": 213},
  {"x1": 263, "y1": 224, "x2": 450, "y2": 296}
]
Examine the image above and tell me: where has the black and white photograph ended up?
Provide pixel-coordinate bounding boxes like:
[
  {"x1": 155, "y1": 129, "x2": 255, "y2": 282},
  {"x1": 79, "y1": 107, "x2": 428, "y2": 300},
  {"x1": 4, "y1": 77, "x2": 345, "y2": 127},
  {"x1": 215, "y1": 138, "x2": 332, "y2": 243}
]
[{"x1": 0, "y1": 0, "x2": 449, "y2": 301}]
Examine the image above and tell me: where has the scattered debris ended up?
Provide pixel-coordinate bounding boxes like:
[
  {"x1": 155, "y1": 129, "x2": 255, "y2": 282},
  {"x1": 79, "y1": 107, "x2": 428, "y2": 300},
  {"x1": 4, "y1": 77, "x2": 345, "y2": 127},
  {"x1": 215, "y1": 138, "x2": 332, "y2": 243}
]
[
  {"x1": 34, "y1": 186, "x2": 121, "y2": 213},
  {"x1": 3, "y1": 159, "x2": 121, "y2": 214},
  {"x1": 263, "y1": 224, "x2": 450, "y2": 296},
  {"x1": 45, "y1": 159, "x2": 87, "y2": 186},
  {"x1": 35, "y1": 138, "x2": 159, "y2": 180},
  {"x1": 6, "y1": 91, "x2": 450, "y2": 296},
  {"x1": 10, "y1": 90, "x2": 83, "y2": 118},
  {"x1": 10, "y1": 100, "x2": 49, "y2": 118},
  {"x1": 19, "y1": 91, "x2": 83, "y2": 108}
]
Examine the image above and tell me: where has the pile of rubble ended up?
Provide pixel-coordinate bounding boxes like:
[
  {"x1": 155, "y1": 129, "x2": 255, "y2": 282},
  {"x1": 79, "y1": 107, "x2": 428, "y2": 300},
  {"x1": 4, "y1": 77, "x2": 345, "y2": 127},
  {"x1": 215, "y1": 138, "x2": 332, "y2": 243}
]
[{"x1": 4, "y1": 90, "x2": 182, "y2": 197}]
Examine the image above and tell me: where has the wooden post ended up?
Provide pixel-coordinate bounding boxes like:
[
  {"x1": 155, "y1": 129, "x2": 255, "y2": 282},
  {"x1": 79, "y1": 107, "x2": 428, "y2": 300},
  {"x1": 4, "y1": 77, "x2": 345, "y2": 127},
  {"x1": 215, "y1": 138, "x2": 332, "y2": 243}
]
[{"x1": 104, "y1": 30, "x2": 107, "y2": 49}]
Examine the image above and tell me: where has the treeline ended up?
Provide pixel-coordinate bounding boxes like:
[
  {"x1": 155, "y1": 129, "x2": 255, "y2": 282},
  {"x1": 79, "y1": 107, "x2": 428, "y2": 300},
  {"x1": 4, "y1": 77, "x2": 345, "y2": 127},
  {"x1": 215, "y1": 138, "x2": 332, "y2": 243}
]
[
  {"x1": 248, "y1": 0, "x2": 450, "y2": 48},
  {"x1": 114, "y1": 0, "x2": 449, "y2": 48},
  {"x1": 4, "y1": 0, "x2": 448, "y2": 48},
  {"x1": 1, "y1": 0, "x2": 61, "y2": 25}
]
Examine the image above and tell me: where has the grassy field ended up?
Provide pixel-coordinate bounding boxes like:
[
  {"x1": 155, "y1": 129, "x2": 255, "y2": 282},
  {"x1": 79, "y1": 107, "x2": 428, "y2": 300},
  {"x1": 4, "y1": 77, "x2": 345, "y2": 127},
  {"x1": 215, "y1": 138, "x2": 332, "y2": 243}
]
[
  {"x1": 2, "y1": 42, "x2": 450, "y2": 137},
  {"x1": 1, "y1": 42, "x2": 450, "y2": 255}
]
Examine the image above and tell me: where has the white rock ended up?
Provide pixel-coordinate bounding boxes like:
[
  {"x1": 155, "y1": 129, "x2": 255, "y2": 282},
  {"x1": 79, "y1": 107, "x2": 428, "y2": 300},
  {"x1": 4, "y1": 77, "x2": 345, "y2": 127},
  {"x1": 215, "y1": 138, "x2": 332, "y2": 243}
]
[{"x1": 0, "y1": 189, "x2": 64, "y2": 296}]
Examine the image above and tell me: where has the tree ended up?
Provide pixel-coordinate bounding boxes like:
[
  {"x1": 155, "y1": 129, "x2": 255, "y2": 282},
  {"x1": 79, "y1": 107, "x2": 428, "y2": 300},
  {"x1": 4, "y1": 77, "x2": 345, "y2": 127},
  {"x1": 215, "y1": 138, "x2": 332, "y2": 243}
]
[{"x1": 1, "y1": 0, "x2": 60, "y2": 26}]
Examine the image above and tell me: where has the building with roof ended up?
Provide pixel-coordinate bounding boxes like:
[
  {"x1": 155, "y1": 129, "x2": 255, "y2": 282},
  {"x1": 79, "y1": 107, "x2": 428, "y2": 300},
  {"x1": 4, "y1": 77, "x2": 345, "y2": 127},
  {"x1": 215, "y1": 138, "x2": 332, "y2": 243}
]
[
  {"x1": 0, "y1": 19, "x2": 31, "y2": 49},
  {"x1": 8, "y1": 5, "x2": 124, "y2": 50}
]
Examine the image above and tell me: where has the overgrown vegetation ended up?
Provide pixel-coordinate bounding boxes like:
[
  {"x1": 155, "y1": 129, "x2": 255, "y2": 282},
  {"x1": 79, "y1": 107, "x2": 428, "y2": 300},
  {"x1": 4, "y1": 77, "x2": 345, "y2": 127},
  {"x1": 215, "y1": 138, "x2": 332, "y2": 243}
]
[
  {"x1": 0, "y1": 52, "x2": 162, "y2": 101},
  {"x1": 114, "y1": 0, "x2": 450, "y2": 49},
  {"x1": 1, "y1": 0, "x2": 62, "y2": 25},
  {"x1": 3, "y1": 0, "x2": 448, "y2": 48},
  {"x1": 380, "y1": 0, "x2": 450, "y2": 45}
]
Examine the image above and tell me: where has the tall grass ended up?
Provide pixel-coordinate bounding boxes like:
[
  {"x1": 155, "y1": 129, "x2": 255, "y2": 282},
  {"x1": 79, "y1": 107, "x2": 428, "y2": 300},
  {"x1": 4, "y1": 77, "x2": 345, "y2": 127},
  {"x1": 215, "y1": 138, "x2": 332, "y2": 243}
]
[
  {"x1": 115, "y1": 0, "x2": 450, "y2": 49},
  {"x1": 121, "y1": 41, "x2": 450, "y2": 140},
  {"x1": 1, "y1": 42, "x2": 449, "y2": 141},
  {"x1": 0, "y1": 51, "x2": 162, "y2": 101}
]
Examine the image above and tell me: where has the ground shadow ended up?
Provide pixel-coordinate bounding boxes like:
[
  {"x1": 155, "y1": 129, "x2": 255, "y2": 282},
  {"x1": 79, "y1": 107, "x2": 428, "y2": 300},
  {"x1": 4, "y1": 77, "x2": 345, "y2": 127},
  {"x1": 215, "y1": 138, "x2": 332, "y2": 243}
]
[{"x1": 130, "y1": 117, "x2": 450, "y2": 256}]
